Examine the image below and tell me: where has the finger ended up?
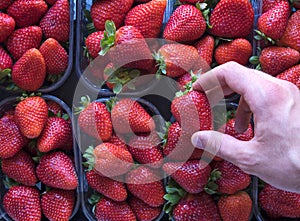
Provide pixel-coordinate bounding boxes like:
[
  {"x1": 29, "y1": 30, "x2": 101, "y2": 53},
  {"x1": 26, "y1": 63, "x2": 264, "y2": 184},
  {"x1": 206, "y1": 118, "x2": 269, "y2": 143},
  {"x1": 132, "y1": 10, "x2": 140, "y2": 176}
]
[
  {"x1": 191, "y1": 130, "x2": 253, "y2": 166},
  {"x1": 235, "y1": 96, "x2": 252, "y2": 133}
]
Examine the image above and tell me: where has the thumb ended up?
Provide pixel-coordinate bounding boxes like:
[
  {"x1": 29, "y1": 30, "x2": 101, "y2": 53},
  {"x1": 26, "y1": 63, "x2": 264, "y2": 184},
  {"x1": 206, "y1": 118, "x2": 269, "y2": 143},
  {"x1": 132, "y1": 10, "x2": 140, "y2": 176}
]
[{"x1": 191, "y1": 130, "x2": 252, "y2": 164}]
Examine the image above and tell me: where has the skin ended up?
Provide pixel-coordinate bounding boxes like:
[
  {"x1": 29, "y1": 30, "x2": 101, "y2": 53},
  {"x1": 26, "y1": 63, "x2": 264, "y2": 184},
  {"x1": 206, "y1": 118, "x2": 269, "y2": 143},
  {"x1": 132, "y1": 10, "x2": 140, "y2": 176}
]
[{"x1": 191, "y1": 61, "x2": 300, "y2": 193}]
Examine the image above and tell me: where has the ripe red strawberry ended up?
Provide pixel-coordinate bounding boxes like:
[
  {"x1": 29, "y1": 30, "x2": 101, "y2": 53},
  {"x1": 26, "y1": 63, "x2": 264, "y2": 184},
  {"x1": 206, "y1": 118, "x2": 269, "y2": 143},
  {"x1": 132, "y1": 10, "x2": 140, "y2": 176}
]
[
  {"x1": 279, "y1": 10, "x2": 300, "y2": 52},
  {"x1": 163, "y1": 4, "x2": 206, "y2": 42},
  {"x1": 86, "y1": 169, "x2": 127, "y2": 202},
  {"x1": 126, "y1": 166, "x2": 165, "y2": 207},
  {"x1": 259, "y1": 46, "x2": 300, "y2": 76},
  {"x1": 125, "y1": 0, "x2": 167, "y2": 38},
  {"x1": 171, "y1": 90, "x2": 212, "y2": 132},
  {"x1": 85, "y1": 31, "x2": 104, "y2": 59},
  {"x1": 128, "y1": 197, "x2": 161, "y2": 221},
  {"x1": 214, "y1": 160, "x2": 251, "y2": 194},
  {"x1": 45, "y1": 0, "x2": 57, "y2": 5},
  {"x1": 77, "y1": 96, "x2": 112, "y2": 141},
  {"x1": 0, "y1": 116, "x2": 28, "y2": 158},
  {"x1": 181, "y1": 0, "x2": 205, "y2": 3},
  {"x1": 2, "y1": 150, "x2": 38, "y2": 186},
  {"x1": 12, "y1": 48, "x2": 46, "y2": 91},
  {"x1": 40, "y1": 0, "x2": 70, "y2": 42},
  {"x1": 214, "y1": 38, "x2": 252, "y2": 66},
  {"x1": 0, "y1": 12, "x2": 15, "y2": 43},
  {"x1": 15, "y1": 96, "x2": 48, "y2": 139},
  {"x1": 37, "y1": 117, "x2": 72, "y2": 152},
  {"x1": 218, "y1": 118, "x2": 253, "y2": 141},
  {"x1": 39, "y1": 38, "x2": 68, "y2": 75},
  {"x1": 194, "y1": 35, "x2": 215, "y2": 66},
  {"x1": 0, "y1": 46, "x2": 13, "y2": 70},
  {"x1": 276, "y1": 64, "x2": 300, "y2": 88},
  {"x1": 259, "y1": 184, "x2": 300, "y2": 218},
  {"x1": 128, "y1": 133, "x2": 163, "y2": 168},
  {"x1": 209, "y1": 0, "x2": 254, "y2": 38},
  {"x1": 3, "y1": 186, "x2": 41, "y2": 221},
  {"x1": 2, "y1": 109, "x2": 15, "y2": 120},
  {"x1": 7, "y1": 0, "x2": 48, "y2": 28},
  {"x1": 135, "y1": 0, "x2": 151, "y2": 2},
  {"x1": 262, "y1": 0, "x2": 286, "y2": 13},
  {"x1": 94, "y1": 197, "x2": 137, "y2": 221},
  {"x1": 47, "y1": 100, "x2": 63, "y2": 115},
  {"x1": 163, "y1": 160, "x2": 211, "y2": 194},
  {"x1": 36, "y1": 151, "x2": 78, "y2": 190},
  {"x1": 107, "y1": 133, "x2": 128, "y2": 151},
  {"x1": 91, "y1": 0, "x2": 134, "y2": 31},
  {"x1": 173, "y1": 193, "x2": 221, "y2": 221},
  {"x1": 86, "y1": 143, "x2": 134, "y2": 177},
  {"x1": 111, "y1": 98, "x2": 155, "y2": 134},
  {"x1": 41, "y1": 189, "x2": 75, "y2": 221},
  {"x1": 7, "y1": 26, "x2": 43, "y2": 60},
  {"x1": 258, "y1": 0, "x2": 290, "y2": 40},
  {"x1": 0, "y1": 0, "x2": 13, "y2": 10},
  {"x1": 218, "y1": 191, "x2": 252, "y2": 221},
  {"x1": 154, "y1": 44, "x2": 199, "y2": 78}
]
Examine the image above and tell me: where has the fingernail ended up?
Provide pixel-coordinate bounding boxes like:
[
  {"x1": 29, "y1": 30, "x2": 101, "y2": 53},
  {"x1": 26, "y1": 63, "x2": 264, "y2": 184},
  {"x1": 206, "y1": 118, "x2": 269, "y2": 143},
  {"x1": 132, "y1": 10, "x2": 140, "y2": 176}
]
[{"x1": 191, "y1": 133, "x2": 203, "y2": 149}]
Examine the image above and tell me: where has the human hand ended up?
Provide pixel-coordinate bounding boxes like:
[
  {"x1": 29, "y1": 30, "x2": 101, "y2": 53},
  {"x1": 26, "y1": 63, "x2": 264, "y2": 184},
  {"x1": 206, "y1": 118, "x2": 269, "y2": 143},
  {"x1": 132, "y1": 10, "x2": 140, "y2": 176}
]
[{"x1": 191, "y1": 61, "x2": 300, "y2": 193}]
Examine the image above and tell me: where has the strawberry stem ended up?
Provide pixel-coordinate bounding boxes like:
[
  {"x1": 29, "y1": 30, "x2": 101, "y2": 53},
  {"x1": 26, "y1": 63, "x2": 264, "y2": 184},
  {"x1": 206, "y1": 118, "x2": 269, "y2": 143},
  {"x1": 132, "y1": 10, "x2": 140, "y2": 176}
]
[
  {"x1": 254, "y1": 30, "x2": 276, "y2": 45},
  {"x1": 99, "y1": 20, "x2": 117, "y2": 56},
  {"x1": 73, "y1": 95, "x2": 91, "y2": 115}
]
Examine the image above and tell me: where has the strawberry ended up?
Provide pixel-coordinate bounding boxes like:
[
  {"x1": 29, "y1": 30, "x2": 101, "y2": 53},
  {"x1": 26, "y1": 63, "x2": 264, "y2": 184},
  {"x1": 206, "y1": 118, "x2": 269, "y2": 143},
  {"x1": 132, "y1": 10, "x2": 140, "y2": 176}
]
[
  {"x1": 276, "y1": 64, "x2": 300, "y2": 88},
  {"x1": 107, "y1": 133, "x2": 128, "y2": 151},
  {"x1": 2, "y1": 109, "x2": 15, "y2": 120},
  {"x1": 163, "y1": 4, "x2": 206, "y2": 42},
  {"x1": 39, "y1": 38, "x2": 68, "y2": 75},
  {"x1": 154, "y1": 44, "x2": 199, "y2": 78},
  {"x1": 7, "y1": 0, "x2": 48, "y2": 28},
  {"x1": 76, "y1": 96, "x2": 112, "y2": 141},
  {"x1": 257, "y1": 0, "x2": 290, "y2": 40},
  {"x1": 258, "y1": 46, "x2": 300, "y2": 76},
  {"x1": 0, "y1": 116, "x2": 28, "y2": 158},
  {"x1": 3, "y1": 186, "x2": 41, "y2": 221},
  {"x1": 47, "y1": 100, "x2": 63, "y2": 115},
  {"x1": 128, "y1": 197, "x2": 161, "y2": 221},
  {"x1": 209, "y1": 0, "x2": 254, "y2": 38},
  {"x1": 218, "y1": 118, "x2": 253, "y2": 141},
  {"x1": 163, "y1": 121, "x2": 204, "y2": 161},
  {"x1": 40, "y1": 0, "x2": 70, "y2": 42},
  {"x1": 36, "y1": 151, "x2": 78, "y2": 190},
  {"x1": 7, "y1": 26, "x2": 43, "y2": 60},
  {"x1": 111, "y1": 98, "x2": 155, "y2": 134},
  {"x1": 0, "y1": 0, "x2": 13, "y2": 10},
  {"x1": 41, "y1": 189, "x2": 75, "y2": 221},
  {"x1": 37, "y1": 117, "x2": 72, "y2": 152},
  {"x1": 194, "y1": 35, "x2": 215, "y2": 66},
  {"x1": 214, "y1": 38, "x2": 252, "y2": 66},
  {"x1": 90, "y1": 0, "x2": 134, "y2": 31},
  {"x1": 86, "y1": 169, "x2": 127, "y2": 202},
  {"x1": 0, "y1": 12, "x2": 15, "y2": 43},
  {"x1": 181, "y1": 0, "x2": 205, "y2": 3},
  {"x1": 214, "y1": 160, "x2": 251, "y2": 194},
  {"x1": 163, "y1": 160, "x2": 211, "y2": 194},
  {"x1": 135, "y1": 0, "x2": 151, "y2": 2},
  {"x1": 15, "y1": 96, "x2": 48, "y2": 139},
  {"x1": 259, "y1": 184, "x2": 300, "y2": 218},
  {"x1": 84, "y1": 143, "x2": 134, "y2": 177},
  {"x1": 262, "y1": 0, "x2": 286, "y2": 13},
  {"x1": 128, "y1": 133, "x2": 163, "y2": 168},
  {"x1": 177, "y1": 73, "x2": 193, "y2": 91},
  {"x1": 279, "y1": 10, "x2": 300, "y2": 52},
  {"x1": 173, "y1": 193, "x2": 221, "y2": 221},
  {"x1": 125, "y1": 0, "x2": 167, "y2": 38},
  {"x1": 0, "y1": 46, "x2": 13, "y2": 71},
  {"x1": 85, "y1": 31, "x2": 104, "y2": 59},
  {"x1": 94, "y1": 197, "x2": 137, "y2": 221},
  {"x1": 126, "y1": 166, "x2": 165, "y2": 207},
  {"x1": 45, "y1": 0, "x2": 57, "y2": 5},
  {"x1": 171, "y1": 90, "x2": 212, "y2": 132},
  {"x1": 218, "y1": 191, "x2": 252, "y2": 221},
  {"x1": 2, "y1": 150, "x2": 38, "y2": 186},
  {"x1": 12, "y1": 48, "x2": 46, "y2": 91},
  {"x1": 101, "y1": 22, "x2": 154, "y2": 71}
]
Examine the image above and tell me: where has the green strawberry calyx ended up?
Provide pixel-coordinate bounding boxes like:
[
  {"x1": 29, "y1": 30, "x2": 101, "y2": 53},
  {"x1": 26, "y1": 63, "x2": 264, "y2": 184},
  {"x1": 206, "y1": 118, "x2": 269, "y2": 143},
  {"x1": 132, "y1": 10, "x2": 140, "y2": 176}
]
[
  {"x1": 16, "y1": 93, "x2": 42, "y2": 102},
  {"x1": 254, "y1": 30, "x2": 276, "y2": 45},
  {"x1": 204, "y1": 168, "x2": 221, "y2": 195},
  {"x1": 99, "y1": 20, "x2": 117, "y2": 56},
  {"x1": 152, "y1": 52, "x2": 167, "y2": 79},
  {"x1": 89, "y1": 193, "x2": 102, "y2": 214},
  {"x1": 73, "y1": 95, "x2": 91, "y2": 115},
  {"x1": 175, "y1": 72, "x2": 199, "y2": 97},
  {"x1": 83, "y1": 145, "x2": 96, "y2": 171},
  {"x1": 196, "y1": 2, "x2": 212, "y2": 28},
  {"x1": 105, "y1": 97, "x2": 119, "y2": 112},
  {"x1": 164, "y1": 179, "x2": 187, "y2": 220},
  {"x1": 158, "y1": 121, "x2": 172, "y2": 147},
  {"x1": 3, "y1": 176, "x2": 19, "y2": 189}
]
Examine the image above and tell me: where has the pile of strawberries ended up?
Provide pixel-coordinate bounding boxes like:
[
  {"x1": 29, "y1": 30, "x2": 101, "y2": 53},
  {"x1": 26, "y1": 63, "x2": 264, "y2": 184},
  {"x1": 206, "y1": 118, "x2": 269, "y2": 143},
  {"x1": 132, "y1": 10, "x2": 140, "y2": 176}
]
[
  {"x1": 0, "y1": 0, "x2": 70, "y2": 91},
  {"x1": 0, "y1": 95, "x2": 78, "y2": 221}
]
